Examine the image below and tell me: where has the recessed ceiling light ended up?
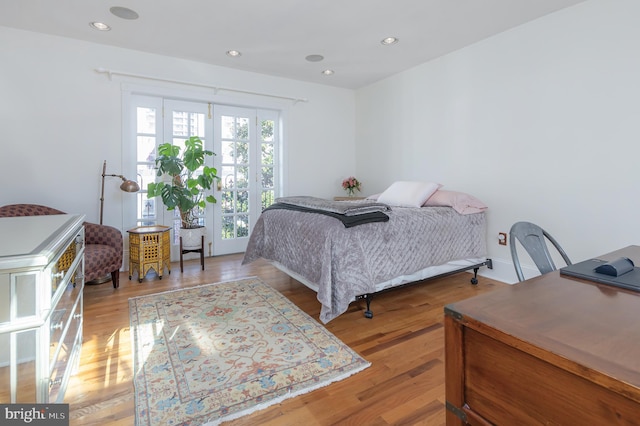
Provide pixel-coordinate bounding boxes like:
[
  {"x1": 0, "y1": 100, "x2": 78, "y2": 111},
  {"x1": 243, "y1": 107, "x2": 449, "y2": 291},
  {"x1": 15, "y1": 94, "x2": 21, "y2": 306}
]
[
  {"x1": 89, "y1": 22, "x2": 111, "y2": 31},
  {"x1": 226, "y1": 50, "x2": 242, "y2": 57},
  {"x1": 381, "y1": 37, "x2": 399, "y2": 45},
  {"x1": 321, "y1": 69, "x2": 334, "y2": 76},
  {"x1": 110, "y1": 6, "x2": 139, "y2": 20},
  {"x1": 305, "y1": 54, "x2": 324, "y2": 62}
]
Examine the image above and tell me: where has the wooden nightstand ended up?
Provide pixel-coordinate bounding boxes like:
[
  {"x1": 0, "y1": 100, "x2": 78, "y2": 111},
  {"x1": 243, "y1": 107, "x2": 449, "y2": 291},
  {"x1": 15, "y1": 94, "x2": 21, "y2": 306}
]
[{"x1": 128, "y1": 225, "x2": 171, "y2": 282}]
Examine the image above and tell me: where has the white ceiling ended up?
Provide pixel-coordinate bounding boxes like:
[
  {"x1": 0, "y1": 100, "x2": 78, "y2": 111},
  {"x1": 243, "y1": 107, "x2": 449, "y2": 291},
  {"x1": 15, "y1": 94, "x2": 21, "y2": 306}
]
[{"x1": 0, "y1": 0, "x2": 586, "y2": 89}]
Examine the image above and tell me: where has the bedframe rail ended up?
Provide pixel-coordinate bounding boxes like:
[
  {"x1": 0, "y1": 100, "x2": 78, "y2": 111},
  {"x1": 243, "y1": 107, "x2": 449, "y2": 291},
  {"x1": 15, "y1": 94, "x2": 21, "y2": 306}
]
[{"x1": 355, "y1": 258, "x2": 493, "y2": 319}]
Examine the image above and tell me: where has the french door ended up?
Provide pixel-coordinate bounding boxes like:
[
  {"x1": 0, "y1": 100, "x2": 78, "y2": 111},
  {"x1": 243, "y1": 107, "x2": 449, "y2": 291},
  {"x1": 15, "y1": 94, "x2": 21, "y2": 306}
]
[
  {"x1": 132, "y1": 95, "x2": 280, "y2": 260},
  {"x1": 213, "y1": 105, "x2": 280, "y2": 255}
]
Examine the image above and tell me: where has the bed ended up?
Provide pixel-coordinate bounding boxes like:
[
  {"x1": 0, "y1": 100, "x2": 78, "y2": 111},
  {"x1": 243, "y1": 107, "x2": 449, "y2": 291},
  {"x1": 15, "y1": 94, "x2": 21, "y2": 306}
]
[{"x1": 242, "y1": 185, "x2": 491, "y2": 323}]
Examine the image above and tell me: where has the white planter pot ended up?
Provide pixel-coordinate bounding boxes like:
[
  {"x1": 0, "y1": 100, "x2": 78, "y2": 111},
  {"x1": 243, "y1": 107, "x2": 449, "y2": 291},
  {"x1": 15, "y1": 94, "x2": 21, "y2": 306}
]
[{"x1": 180, "y1": 226, "x2": 206, "y2": 249}]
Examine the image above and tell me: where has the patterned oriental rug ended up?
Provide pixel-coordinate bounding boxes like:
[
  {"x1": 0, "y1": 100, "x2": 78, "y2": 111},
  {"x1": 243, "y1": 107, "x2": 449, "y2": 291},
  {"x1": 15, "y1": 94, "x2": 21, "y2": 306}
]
[{"x1": 129, "y1": 277, "x2": 370, "y2": 425}]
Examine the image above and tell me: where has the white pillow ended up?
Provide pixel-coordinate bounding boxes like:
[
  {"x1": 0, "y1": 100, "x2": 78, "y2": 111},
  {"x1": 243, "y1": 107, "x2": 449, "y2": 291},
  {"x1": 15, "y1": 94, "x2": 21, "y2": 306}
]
[{"x1": 377, "y1": 181, "x2": 442, "y2": 207}]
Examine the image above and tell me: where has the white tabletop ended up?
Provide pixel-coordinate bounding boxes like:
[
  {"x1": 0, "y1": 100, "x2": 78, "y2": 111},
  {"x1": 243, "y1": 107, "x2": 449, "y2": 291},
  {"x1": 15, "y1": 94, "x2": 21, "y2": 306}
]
[{"x1": 0, "y1": 215, "x2": 85, "y2": 269}]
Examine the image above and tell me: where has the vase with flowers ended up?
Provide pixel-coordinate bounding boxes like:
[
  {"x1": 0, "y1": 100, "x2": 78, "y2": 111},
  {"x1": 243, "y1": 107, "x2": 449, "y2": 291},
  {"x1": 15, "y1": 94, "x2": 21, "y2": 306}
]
[{"x1": 341, "y1": 176, "x2": 362, "y2": 197}]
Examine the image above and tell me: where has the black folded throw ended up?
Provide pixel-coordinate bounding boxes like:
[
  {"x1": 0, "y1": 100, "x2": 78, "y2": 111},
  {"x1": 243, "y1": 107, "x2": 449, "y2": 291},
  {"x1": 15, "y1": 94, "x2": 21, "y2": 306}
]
[{"x1": 264, "y1": 203, "x2": 389, "y2": 228}]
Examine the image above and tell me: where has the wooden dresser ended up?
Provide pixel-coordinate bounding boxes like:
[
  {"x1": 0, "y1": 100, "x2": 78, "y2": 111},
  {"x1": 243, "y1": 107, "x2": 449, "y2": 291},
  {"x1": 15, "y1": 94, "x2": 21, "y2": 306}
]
[
  {"x1": 445, "y1": 246, "x2": 640, "y2": 425},
  {"x1": 0, "y1": 214, "x2": 85, "y2": 403}
]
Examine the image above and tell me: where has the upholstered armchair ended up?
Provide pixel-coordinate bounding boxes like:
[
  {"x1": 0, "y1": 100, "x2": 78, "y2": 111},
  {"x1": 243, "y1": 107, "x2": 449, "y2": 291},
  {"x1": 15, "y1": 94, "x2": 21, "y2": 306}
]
[{"x1": 0, "y1": 204, "x2": 123, "y2": 288}]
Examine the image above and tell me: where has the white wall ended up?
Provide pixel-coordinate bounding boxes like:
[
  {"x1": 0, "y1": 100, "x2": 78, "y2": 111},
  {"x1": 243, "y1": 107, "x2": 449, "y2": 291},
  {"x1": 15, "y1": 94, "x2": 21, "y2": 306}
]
[
  {"x1": 355, "y1": 0, "x2": 640, "y2": 283},
  {"x1": 4, "y1": 0, "x2": 640, "y2": 283},
  {"x1": 0, "y1": 26, "x2": 355, "y2": 229}
]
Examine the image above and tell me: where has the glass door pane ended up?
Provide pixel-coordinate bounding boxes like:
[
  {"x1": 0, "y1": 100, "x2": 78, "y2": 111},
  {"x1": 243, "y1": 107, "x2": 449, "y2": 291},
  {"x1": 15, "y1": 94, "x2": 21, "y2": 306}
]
[
  {"x1": 162, "y1": 100, "x2": 212, "y2": 261},
  {"x1": 134, "y1": 98, "x2": 162, "y2": 228},
  {"x1": 213, "y1": 106, "x2": 280, "y2": 255},
  {"x1": 220, "y1": 113, "x2": 251, "y2": 246}
]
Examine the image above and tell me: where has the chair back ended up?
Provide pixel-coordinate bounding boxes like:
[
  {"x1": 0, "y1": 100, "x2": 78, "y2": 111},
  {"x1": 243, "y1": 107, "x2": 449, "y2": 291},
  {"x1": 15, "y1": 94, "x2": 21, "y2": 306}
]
[
  {"x1": 509, "y1": 221, "x2": 571, "y2": 282},
  {"x1": 0, "y1": 204, "x2": 65, "y2": 217}
]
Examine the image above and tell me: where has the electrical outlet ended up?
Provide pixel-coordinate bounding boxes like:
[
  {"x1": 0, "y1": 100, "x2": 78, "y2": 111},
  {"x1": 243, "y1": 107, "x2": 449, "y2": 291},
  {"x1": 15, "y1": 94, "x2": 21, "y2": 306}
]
[{"x1": 498, "y1": 232, "x2": 507, "y2": 246}]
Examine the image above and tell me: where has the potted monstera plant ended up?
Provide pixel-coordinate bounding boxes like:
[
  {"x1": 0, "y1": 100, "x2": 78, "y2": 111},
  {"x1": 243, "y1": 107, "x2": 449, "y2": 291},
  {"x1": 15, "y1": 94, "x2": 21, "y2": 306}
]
[{"x1": 147, "y1": 136, "x2": 219, "y2": 248}]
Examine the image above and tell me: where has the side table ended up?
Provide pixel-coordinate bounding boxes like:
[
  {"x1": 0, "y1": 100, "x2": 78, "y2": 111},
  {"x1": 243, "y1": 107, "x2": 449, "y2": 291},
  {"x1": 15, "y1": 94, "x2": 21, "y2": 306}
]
[{"x1": 128, "y1": 225, "x2": 171, "y2": 283}]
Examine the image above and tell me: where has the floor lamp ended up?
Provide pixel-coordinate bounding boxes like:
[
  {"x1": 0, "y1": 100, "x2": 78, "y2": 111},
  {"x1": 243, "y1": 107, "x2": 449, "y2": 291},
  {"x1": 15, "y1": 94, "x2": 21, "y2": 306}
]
[
  {"x1": 99, "y1": 160, "x2": 140, "y2": 225},
  {"x1": 91, "y1": 160, "x2": 140, "y2": 284}
]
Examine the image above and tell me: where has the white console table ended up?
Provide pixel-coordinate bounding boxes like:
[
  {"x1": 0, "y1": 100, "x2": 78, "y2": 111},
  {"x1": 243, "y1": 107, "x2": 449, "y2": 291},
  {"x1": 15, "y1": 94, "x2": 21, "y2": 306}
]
[{"x1": 0, "y1": 214, "x2": 85, "y2": 403}]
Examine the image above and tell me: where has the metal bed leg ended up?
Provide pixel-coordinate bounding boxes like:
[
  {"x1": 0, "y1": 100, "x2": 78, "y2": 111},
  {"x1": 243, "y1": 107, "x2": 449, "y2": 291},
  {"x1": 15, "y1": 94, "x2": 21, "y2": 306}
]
[
  {"x1": 471, "y1": 258, "x2": 493, "y2": 285},
  {"x1": 356, "y1": 294, "x2": 374, "y2": 319},
  {"x1": 363, "y1": 294, "x2": 373, "y2": 319},
  {"x1": 471, "y1": 268, "x2": 479, "y2": 285}
]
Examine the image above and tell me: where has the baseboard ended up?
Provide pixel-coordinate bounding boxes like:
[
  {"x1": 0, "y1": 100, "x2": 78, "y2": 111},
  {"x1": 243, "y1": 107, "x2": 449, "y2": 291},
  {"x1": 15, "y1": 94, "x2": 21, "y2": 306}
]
[{"x1": 475, "y1": 257, "x2": 540, "y2": 285}]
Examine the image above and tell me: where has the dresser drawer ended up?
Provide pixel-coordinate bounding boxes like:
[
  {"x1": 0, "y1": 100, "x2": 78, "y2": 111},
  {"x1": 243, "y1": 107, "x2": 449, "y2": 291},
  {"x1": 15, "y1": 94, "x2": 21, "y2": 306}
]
[
  {"x1": 48, "y1": 298, "x2": 82, "y2": 403},
  {"x1": 49, "y1": 281, "x2": 82, "y2": 362}
]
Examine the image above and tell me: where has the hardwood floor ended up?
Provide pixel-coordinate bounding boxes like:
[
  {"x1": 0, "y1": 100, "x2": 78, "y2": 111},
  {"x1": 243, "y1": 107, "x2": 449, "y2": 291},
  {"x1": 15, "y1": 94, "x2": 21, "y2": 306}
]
[{"x1": 67, "y1": 254, "x2": 507, "y2": 425}]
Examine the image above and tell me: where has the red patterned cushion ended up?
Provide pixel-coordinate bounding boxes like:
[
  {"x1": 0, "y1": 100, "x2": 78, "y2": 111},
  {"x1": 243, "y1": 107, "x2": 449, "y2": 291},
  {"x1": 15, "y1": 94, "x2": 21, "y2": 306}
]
[{"x1": 0, "y1": 204, "x2": 65, "y2": 217}]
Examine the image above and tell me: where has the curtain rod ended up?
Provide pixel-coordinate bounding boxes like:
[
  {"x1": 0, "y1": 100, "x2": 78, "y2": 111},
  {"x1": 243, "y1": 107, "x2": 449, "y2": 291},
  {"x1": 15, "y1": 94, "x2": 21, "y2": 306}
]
[{"x1": 94, "y1": 68, "x2": 308, "y2": 104}]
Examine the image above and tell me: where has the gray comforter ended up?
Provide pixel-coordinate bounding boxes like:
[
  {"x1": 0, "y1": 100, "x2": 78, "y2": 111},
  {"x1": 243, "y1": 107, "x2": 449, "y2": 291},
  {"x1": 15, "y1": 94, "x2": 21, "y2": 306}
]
[{"x1": 243, "y1": 205, "x2": 486, "y2": 323}]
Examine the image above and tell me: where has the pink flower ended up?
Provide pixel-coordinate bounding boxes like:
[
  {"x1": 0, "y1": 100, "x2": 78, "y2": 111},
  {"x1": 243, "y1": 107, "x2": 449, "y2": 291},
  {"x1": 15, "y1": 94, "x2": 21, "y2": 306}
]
[{"x1": 341, "y1": 176, "x2": 361, "y2": 193}]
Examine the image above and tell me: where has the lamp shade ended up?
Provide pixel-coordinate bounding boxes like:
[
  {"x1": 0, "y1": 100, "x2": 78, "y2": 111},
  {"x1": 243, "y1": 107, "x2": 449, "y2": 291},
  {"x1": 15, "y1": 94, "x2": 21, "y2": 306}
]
[
  {"x1": 100, "y1": 160, "x2": 140, "y2": 225},
  {"x1": 120, "y1": 179, "x2": 140, "y2": 192}
]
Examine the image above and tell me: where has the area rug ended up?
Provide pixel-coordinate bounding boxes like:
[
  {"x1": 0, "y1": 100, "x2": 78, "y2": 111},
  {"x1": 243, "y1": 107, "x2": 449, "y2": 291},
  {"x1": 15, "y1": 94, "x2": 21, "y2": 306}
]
[{"x1": 129, "y1": 277, "x2": 370, "y2": 425}]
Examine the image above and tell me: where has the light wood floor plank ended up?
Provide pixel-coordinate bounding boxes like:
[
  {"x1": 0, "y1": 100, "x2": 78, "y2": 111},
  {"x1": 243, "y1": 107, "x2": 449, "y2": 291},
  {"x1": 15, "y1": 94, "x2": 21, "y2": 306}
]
[{"x1": 67, "y1": 253, "x2": 506, "y2": 425}]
